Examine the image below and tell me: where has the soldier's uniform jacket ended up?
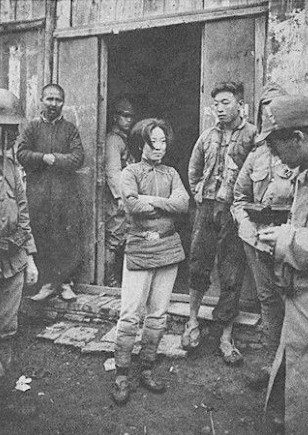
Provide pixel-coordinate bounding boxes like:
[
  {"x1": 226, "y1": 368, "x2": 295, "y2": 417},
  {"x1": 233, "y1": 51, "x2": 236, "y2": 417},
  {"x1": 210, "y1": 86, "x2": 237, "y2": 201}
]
[
  {"x1": 0, "y1": 156, "x2": 36, "y2": 279},
  {"x1": 188, "y1": 119, "x2": 256, "y2": 204},
  {"x1": 233, "y1": 142, "x2": 298, "y2": 253}
]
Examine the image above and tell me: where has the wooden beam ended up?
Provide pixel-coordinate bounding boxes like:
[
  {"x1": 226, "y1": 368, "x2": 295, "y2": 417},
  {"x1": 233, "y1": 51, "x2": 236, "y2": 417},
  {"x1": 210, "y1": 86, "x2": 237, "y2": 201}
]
[
  {"x1": 54, "y1": 3, "x2": 269, "y2": 39},
  {"x1": 96, "y1": 39, "x2": 108, "y2": 285},
  {"x1": 254, "y1": 13, "x2": 267, "y2": 123},
  {"x1": 168, "y1": 302, "x2": 260, "y2": 326},
  {"x1": 15, "y1": 0, "x2": 32, "y2": 21},
  {"x1": 56, "y1": 0, "x2": 71, "y2": 28},
  {"x1": 44, "y1": 0, "x2": 57, "y2": 85},
  {"x1": 76, "y1": 284, "x2": 257, "y2": 310},
  {"x1": 0, "y1": 17, "x2": 45, "y2": 34}
]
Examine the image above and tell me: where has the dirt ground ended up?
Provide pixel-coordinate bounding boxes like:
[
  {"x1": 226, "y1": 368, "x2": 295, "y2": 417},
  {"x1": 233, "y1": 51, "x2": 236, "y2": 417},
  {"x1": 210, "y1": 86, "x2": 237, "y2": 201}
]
[{"x1": 0, "y1": 315, "x2": 273, "y2": 435}]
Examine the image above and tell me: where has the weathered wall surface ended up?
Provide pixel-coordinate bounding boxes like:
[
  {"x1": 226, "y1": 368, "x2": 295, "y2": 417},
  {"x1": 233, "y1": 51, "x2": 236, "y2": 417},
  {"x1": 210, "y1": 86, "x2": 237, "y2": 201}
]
[{"x1": 268, "y1": 0, "x2": 308, "y2": 95}]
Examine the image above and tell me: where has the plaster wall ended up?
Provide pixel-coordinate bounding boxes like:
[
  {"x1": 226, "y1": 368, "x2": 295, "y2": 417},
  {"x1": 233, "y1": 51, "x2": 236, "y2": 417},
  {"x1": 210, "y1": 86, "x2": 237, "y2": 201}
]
[{"x1": 267, "y1": 0, "x2": 308, "y2": 95}]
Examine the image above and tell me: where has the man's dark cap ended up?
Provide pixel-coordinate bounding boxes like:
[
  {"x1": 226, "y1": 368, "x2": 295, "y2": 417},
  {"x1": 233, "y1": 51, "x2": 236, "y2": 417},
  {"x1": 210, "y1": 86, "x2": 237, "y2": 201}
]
[
  {"x1": 256, "y1": 95, "x2": 308, "y2": 142},
  {"x1": 113, "y1": 98, "x2": 135, "y2": 116},
  {"x1": 256, "y1": 82, "x2": 288, "y2": 133}
]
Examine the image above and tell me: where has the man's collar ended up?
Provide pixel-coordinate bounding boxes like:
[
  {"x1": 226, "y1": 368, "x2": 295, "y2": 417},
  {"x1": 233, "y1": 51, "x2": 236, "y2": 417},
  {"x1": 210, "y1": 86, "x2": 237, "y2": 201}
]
[
  {"x1": 40, "y1": 112, "x2": 63, "y2": 124},
  {"x1": 215, "y1": 117, "x2": 246, "y2": 132}
]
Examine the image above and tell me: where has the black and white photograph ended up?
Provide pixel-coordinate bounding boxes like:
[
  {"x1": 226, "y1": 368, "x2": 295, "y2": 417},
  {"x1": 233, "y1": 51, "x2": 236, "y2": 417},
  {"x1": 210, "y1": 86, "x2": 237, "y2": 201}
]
[{"x1": 0, "y1": 1, "x2": 307, "y2": 434}]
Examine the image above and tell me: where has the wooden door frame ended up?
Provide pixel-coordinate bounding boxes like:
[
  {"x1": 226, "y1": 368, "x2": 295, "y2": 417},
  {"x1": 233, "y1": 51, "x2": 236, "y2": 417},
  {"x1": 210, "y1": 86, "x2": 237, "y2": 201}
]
[
  {"x1": 52, "y1": 11, "x2": 267, "y2": 286},
  {"x1": 200, "y1": 12, "x2": 268, "y2": 132},
  {"x1": 96, "y1": 37, "x2": 108, "y2": 285}
]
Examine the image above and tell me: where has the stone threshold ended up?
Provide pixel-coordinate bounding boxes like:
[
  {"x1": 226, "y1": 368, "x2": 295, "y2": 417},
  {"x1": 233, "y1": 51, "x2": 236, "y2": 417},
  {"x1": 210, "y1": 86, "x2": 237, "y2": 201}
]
[{"x1": 21, "y1": 284, "x2": 260, "y2": 327}]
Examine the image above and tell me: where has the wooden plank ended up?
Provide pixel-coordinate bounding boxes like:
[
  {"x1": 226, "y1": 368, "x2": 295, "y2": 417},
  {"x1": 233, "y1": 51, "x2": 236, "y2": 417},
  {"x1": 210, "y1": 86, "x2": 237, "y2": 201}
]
[
  {"x1": 54, "y1": 4, "x2": 269, "y2": 38},
  {"x1": 44, "y1": 0, "x2": 57, "y2": 84},
  {"x1": 72, "y1": 0, "x2": 100, "y2": 26},
  {"x1": 99, "y1": 0, "x2": 117, "y2": 22},
  {"x1": 52, "y1": 37, "x2": 59, "y2": 83},
  {"x1": 31, "y1": 0, "x2": 46, "y2": 19},
  {"x1": 143, "y1": 0, "x2": 165, "y2": 16},
  {"x1": 200, "y1": 16, "x2": 256, "y2": 131},
  {"x1": 165, "y1": 0, "x2": 203, "y2": 13},
  {"x1": 58, "y1": 37, "x2": 98, "y2": 283},
  {"x1": 205, "y1": 0, "x2": 264, "y2": 7},
  {"x1": 168, "y1": 302, "x2": 260, "y2": 326},
  {"x1": 254, "y1": 13, "x2": 267, "y2": 124},
  {"x1": 76, "y1": 284, "x2": 257, "y2": 310},
  {"x1": 115, "y1": 0, "x2": 143, "y2": 20},
  {"x1": 0, "y1": 0, "x2": 16, "y2": 22},
  {"x1": 96, "y1": 37, "x2": 108, "y2": 285},
  {"x1": 36, "y1": 27, "x2": 45, "y2": 111},
  {"x1": 0, "y1": 17, "x2": 45, "y2": 33},
  {"x1": 57, "y1": 0, "x2": 71, "y2": 28},
  {"x1": 24, "y1": 30, "x2": 42, "y2": 119},
  {"x1": 75, "y1": 284, "x2": 259, "y2": 325},
  {"x1": 15, "y1": 0, "x2": 32, "y2": 21}
]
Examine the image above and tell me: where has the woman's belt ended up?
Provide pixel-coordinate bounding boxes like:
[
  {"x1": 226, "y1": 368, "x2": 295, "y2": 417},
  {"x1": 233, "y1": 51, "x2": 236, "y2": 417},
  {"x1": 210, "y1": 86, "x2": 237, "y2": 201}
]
[{"x1": 128, "y1": 229, "x2": 175, "y2": 242}]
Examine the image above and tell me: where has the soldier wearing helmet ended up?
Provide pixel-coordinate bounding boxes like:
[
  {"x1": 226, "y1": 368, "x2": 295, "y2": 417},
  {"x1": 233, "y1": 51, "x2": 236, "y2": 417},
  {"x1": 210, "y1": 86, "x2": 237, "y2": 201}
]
[
  {"x1": 105, "y1": 96, "x2": 135, "y2": 287},
  {"x1": 0, "y1": 89, "x2": 38, "y2": 393}
]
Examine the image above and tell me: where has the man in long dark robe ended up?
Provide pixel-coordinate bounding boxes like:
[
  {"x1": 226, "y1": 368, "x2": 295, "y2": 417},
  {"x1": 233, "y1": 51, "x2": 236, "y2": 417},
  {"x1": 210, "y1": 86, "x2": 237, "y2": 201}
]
[{"x1": 17, "y1": 84, "x2": 84, "y2": 301}]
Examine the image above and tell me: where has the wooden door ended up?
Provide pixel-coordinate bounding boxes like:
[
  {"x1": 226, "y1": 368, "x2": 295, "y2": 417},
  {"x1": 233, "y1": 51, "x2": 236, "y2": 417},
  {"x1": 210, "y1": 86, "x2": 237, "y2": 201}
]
[
  {"x1": 200, "y1": 15, "x2": 267, "y2": 131},
  {"x1": 57, "y1": 36, "x2": 103, "y2": 284},
  {"x1": 96, "y1": 38, "x2": 108, "y2": 285},
  {"x1": 199, "y1": 14, "x2": 267, "y2": 305}
]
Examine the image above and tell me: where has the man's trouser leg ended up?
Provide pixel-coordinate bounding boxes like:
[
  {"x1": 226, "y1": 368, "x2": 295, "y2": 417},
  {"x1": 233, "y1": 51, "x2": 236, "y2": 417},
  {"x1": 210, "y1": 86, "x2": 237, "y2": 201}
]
[
  {"x1": 115, "y1": 258, "x2": 178, "y2": 369},
  {"x1": 0, "y1": 271, "x2": 24, "y2": 393},
  {"x1": 213, "y1": 209, "x2": 246, "y2": 324},
  {"x1": 105, "y1": 198, "x2": 128, "y2": 287},
  {"x1": 189, "y1": 202, "x2": 216, "y2": 294},
  {"x1": 183, "y1": 201, "x2": 219, "y2": 349},
  {"x1": 244, "y1": 243, "x2": 284, "y2": 358},
  {"x1": 0, "y1": 271, "x2": 24, "y2": 341}
]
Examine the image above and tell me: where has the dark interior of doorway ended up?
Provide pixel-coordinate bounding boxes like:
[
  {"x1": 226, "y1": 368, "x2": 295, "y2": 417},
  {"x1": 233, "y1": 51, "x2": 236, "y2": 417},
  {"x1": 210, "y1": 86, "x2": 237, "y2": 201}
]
[{"x1": 106, "y1": 23, "x2": 202, "y2": 292}]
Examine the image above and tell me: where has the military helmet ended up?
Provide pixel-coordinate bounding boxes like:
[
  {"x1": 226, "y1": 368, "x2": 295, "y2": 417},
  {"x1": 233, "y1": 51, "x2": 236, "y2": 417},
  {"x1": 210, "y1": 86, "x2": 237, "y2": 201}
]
[{"x1": 0, "y1": 88, "x2": 25, "y2": 125}]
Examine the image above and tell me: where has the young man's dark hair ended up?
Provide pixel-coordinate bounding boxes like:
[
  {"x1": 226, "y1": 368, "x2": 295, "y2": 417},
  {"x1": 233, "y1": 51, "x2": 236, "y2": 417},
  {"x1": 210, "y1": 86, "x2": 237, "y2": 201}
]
[
  {"x1": 41, "y1": 83, "x2": 65, "y2": 100},
  {"x1": 211, "y1": 81, "x2": 244, "y2": 101}
]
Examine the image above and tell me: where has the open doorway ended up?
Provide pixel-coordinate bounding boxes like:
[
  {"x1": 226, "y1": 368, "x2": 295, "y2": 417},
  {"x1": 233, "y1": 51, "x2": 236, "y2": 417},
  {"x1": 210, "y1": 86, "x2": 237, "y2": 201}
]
[{"x1": 105, "y1": 23, "x2": 202, "y2": 292}]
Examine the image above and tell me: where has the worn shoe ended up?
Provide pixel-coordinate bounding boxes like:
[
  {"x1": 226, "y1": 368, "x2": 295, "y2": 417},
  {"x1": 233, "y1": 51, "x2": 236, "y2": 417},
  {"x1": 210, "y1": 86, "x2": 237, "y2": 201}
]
[
  {"x1": 30, "y1": 284, "x2": 57, "y2": 301},
  {"x1": 220, "y1": 340, "x2": 243, "y2": 365},
  {"x1": 60, "y1": 283, "x2": 77, "y2": 301},
  {"x1": 111, "y1": 375, "x2": 130, "y2": 405},
  {"x1": 140, "y1": 370, "x2": 166, "y2": 394},
  {"x1": 181, "y1": 321, "x2": 200, "y2": 350},
  {"x1": 246, "y1": 366, "x2": 270, "y2": 390}
]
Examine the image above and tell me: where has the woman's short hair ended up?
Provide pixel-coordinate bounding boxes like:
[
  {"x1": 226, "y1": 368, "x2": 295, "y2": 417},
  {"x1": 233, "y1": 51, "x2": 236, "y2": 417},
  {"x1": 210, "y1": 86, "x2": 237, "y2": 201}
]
[{"x1": 130, "y1": 118, "x2": 174, "y2": 152}]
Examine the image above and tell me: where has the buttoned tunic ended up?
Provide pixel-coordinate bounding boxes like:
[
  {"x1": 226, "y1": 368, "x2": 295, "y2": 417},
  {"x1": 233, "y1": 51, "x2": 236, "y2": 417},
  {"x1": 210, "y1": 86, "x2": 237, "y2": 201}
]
[
  {"x1": 265, "y1": 169, "x2": 308, "y2": 434},
  {"x1": 17, "y1": 116, "x2": 84, "y2": 285}
]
